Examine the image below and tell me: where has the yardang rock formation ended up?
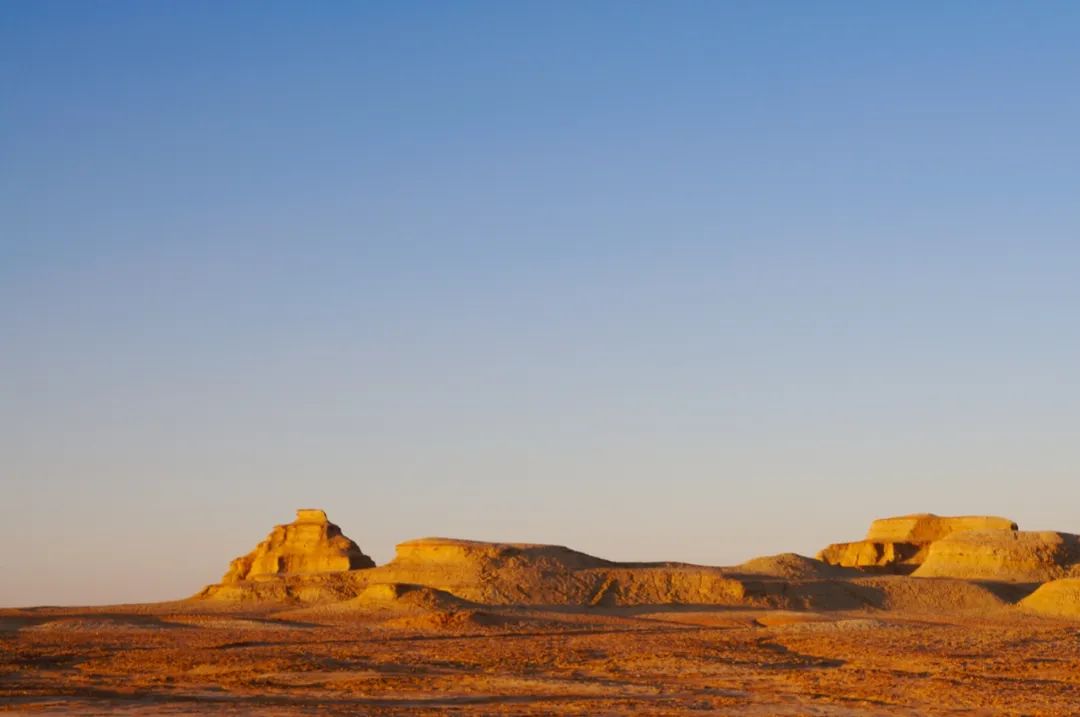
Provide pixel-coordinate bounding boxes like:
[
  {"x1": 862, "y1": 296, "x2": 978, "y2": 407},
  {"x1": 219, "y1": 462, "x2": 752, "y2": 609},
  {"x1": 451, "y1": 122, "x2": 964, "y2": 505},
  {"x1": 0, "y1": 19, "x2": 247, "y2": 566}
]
[
  {"x1": 194, "y1": 508, "x2": 1050, "y2": 617},
  {"x1": 817, "y1": 513, "x2": 1018, "y2": 573},
  {"x1": 221, "y1": 509, "x2": 374, "y2": 583},
  {"x1": 913, "y1": 529, "x2": 1080, "y2": 582}
]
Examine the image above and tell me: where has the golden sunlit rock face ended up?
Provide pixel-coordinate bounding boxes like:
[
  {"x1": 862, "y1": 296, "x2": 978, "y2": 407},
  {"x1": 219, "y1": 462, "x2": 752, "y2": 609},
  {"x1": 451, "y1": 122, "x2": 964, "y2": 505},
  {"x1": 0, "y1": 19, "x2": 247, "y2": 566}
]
[
  {"x1": 816, "y1": 513, "x2": 1018, "y2": 573},
  {"x1": 196, "y1": 511, "x2": 1059, "y2": 614},
  {"x1": 221, "y1": 509, "x2": 374, "y2": 582},
  {"x1": 865, "y1": 513, "x2": 1018, "y2": 542},
  {"x1": 913, "y1": 529, "x2": 1080, "y2": 581}
]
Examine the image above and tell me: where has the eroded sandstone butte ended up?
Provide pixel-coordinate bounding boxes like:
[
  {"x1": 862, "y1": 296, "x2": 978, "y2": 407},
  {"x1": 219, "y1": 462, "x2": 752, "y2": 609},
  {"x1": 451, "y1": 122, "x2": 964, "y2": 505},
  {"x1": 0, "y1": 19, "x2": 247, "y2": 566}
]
[
  {"x1": 865, "y1": 514, "x2": 1017, "y2": 542},
  {"x1": 817, "y1": 513, "x2": 1017, "y2": 573},
  {"x1": 221, "y1": 508, "x2": 374, "y2": 583},
  {"x1": 197, "y1": 518, "x2": 1010, "y2": 615},
  {"x1": 913, "y1": 530, "x2": 1080, "y2": 582}
]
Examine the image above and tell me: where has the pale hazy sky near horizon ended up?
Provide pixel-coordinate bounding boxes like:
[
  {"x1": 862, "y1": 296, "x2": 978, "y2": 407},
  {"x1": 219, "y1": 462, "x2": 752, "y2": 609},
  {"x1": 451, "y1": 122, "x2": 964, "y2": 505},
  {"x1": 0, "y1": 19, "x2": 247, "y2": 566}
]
[{"x1": 3, "y1": 2, "x2": 1080, "y2": 607}]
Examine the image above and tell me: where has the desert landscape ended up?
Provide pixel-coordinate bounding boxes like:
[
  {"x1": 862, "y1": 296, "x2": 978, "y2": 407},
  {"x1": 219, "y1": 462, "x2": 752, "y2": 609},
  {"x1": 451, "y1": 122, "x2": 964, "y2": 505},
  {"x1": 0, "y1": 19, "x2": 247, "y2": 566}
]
[
  {"x1": 8, "y1": 3, "x2": 1080, "y2": 715},
  {"x1": 4, "y1": 509, "x2": 1080, "y2": 715}
]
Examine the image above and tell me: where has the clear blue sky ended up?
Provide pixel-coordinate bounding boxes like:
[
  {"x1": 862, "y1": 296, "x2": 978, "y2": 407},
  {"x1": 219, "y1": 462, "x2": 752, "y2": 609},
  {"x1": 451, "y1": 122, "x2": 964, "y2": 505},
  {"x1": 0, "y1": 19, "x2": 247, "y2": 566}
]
[{"x1": 3, "y1": 2, "x2": 1079, "y2": 606}]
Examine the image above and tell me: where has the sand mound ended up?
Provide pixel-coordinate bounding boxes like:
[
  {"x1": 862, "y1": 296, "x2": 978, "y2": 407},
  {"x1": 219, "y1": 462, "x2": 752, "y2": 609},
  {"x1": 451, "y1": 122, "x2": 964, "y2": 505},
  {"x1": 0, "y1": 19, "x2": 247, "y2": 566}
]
[
  {"x1": 277, "y1": 583, "x2": 477, "y2": 624},
  {"x1": 352, "y1": 583, "x2": 472, "y2": 611},
  {"x1": 278, "y1": 582, "x2": 517, "y2": 630},
  {"x1": 220, "y1": 509, "x2": 374, "y2": 583},
  {"x1": 735, "y1": 553, "x2": 852, "y2": 579},
  {"x1": 852, "y1": 576, "x2": 1008, "y2": 611},
  {"x1": 1020, "y1": 579, "x2": 1080, "y2": 618},
  {"x1": 913, "y1": 530, "x2": 1080, "y2": 582}
]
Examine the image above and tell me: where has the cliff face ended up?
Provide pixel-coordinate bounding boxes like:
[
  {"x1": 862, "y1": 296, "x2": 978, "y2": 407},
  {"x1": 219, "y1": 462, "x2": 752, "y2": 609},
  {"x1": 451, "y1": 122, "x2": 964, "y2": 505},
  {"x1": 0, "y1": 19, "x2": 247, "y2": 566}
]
[
  {"x1": 864, "y1": 515, "x2": 1017, "y2": 543},
  {"x1": 196, "y1": 512, "x2": 1016, "y2": 615},
  {"x1": 817, "y1": 514, "x2": 1018, "y2": 573},
  {"x1": 222, "y1": 509, "x2": 374, "y2": 583},
  {"x1": 817, "y1": 540, "x2": 929, "y2": 572},
  {"x1": 913, "y1": 530, "x2": 1080, "y2": 582}
]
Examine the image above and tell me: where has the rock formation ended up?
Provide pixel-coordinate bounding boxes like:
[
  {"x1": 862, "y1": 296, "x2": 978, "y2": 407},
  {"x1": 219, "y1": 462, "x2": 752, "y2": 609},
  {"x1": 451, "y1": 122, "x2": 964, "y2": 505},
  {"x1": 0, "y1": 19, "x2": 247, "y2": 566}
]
[
  {"x1": 817, "y1": 514, "x2": 1017, "y2": 573},
  {"x1": 195, "y1": 508, "x2": 1078, "y2": 622},
  {"x1": 336, "y1": 537, "x2": 754, "y2": 607},
  {"x1": 221, "y1": 509, "x2": 374, "y2": 583},
  {"x1": 199, "y1": 528, "x2": 1011, "y2": 615},
  {"x1": 912, "y1": 530, "x2": 1080, "y2": 582},
  {"x1": 817, "y1": 541, "x2": 928, "y2": 572},
  {"x1": 865, "y1": 515, "x2": 1018, "y2": 542}
]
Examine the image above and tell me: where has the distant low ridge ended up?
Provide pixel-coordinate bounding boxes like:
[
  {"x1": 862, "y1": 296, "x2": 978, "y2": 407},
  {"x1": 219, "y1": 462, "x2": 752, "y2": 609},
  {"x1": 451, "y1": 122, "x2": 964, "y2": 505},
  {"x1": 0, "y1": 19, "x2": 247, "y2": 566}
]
[{"x1": 188, "y1": 508, "x2": 1080, "y2": 621}]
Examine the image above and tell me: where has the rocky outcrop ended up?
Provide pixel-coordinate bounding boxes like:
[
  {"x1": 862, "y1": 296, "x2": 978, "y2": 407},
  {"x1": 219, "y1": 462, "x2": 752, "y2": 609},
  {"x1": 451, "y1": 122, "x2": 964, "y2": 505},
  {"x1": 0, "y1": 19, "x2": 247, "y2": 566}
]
[
  {"x1": 221, "y1": 509, "x2": 374, "y2": 583},
  {"x1": 365, "y1": 538, "x2": 749, "y2": 606},
  {"x1": 817, "y1": 514, "x2": 1018, "y2": 573},
  {"x1": 866, "y1": 514, "x2": 1017, "y2": 542},
  {"x1": 195, "y1": 510, "x2": 1036, "y2": 617},
  {"x1": 912, "y1": 531, "x2": 1080, "y2": 582},
  {"x1": 817, "y1": 541, "x2": 929, "y2": 572},
  {"x1": 199, "y1": 532, "x2": 890, "y2": 611}
]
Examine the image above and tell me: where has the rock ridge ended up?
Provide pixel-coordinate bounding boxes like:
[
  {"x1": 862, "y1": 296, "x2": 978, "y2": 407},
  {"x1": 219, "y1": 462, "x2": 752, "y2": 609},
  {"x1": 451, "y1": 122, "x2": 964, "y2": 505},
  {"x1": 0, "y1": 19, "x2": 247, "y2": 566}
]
[{"x1": 817, "y1": 513, "x2": 1018, "y2": 573}]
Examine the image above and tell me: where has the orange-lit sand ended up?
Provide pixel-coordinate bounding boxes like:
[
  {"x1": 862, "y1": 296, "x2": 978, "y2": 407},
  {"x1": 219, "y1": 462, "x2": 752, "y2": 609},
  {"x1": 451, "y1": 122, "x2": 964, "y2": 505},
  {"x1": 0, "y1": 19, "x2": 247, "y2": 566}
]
[{"x1": 5, "y1": 602, "x2": 1080, "y2": 715}]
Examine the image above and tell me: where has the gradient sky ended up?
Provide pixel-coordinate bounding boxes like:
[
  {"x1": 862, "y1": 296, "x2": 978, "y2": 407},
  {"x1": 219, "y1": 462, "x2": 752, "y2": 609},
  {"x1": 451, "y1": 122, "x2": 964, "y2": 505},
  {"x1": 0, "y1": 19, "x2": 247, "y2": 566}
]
[{"x1": 3, "y1": 2, "x2": 1080, "y2": 607}]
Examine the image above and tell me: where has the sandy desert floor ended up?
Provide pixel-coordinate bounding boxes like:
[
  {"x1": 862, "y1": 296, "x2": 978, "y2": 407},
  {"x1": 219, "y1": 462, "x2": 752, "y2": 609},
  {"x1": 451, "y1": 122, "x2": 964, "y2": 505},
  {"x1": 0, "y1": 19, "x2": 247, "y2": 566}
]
[{"x1": 3, "y1": 602, "x2": 1079, "y2": 716}]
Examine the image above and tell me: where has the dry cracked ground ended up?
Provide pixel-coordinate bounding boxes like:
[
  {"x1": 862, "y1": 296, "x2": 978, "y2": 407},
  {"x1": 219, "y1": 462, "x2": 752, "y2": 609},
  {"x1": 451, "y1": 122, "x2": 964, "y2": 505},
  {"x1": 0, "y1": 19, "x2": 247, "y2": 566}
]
[{"x1": 3, "y1": 604, "x2": 1080, "y2": 716}]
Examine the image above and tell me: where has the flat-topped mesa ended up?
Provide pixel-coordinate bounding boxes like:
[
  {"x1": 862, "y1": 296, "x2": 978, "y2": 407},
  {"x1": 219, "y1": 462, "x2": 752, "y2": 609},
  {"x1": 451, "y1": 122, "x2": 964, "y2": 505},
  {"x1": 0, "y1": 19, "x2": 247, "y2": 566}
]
[
  {"x1": 865, "y1": 514, "x2": 1017, "y2": 543},
  {"x1": 391, "y1": 537, "x2": 612, "y2": 571},
  {"x1": 295, "y1": 508, "x2": 330, "y2": 523},
  {"x1": 817, "y1": 513, "x2": 1018, "y2": 574},
  {"x1": 368, "y1": 538, "x2": 753, "y2": 607},
  {"x1": 222, "y1": 509, "x2": 375, "y2": 583}
]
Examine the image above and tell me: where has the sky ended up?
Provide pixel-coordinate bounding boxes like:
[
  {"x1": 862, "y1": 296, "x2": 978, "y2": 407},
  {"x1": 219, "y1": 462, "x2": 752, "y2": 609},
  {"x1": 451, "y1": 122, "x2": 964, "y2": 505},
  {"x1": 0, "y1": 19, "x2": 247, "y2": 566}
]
[{"x1": 3, "y1": 1, "x2": 1080, "y2": 606}]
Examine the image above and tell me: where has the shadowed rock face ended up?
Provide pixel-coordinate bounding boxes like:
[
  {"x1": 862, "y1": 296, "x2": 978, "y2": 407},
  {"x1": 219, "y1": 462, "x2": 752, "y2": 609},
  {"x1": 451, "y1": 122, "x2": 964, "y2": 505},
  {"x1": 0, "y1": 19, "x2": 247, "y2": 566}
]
[
  {"x1": 817, "y1": 541, "x2": 930, "y2": 572},
  {"x1": 817, "y1": 514, "x2": 1018, "y2": 573},
  {"x1": 222, "y1": 509, "x2": 375, "y2": 582}
]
